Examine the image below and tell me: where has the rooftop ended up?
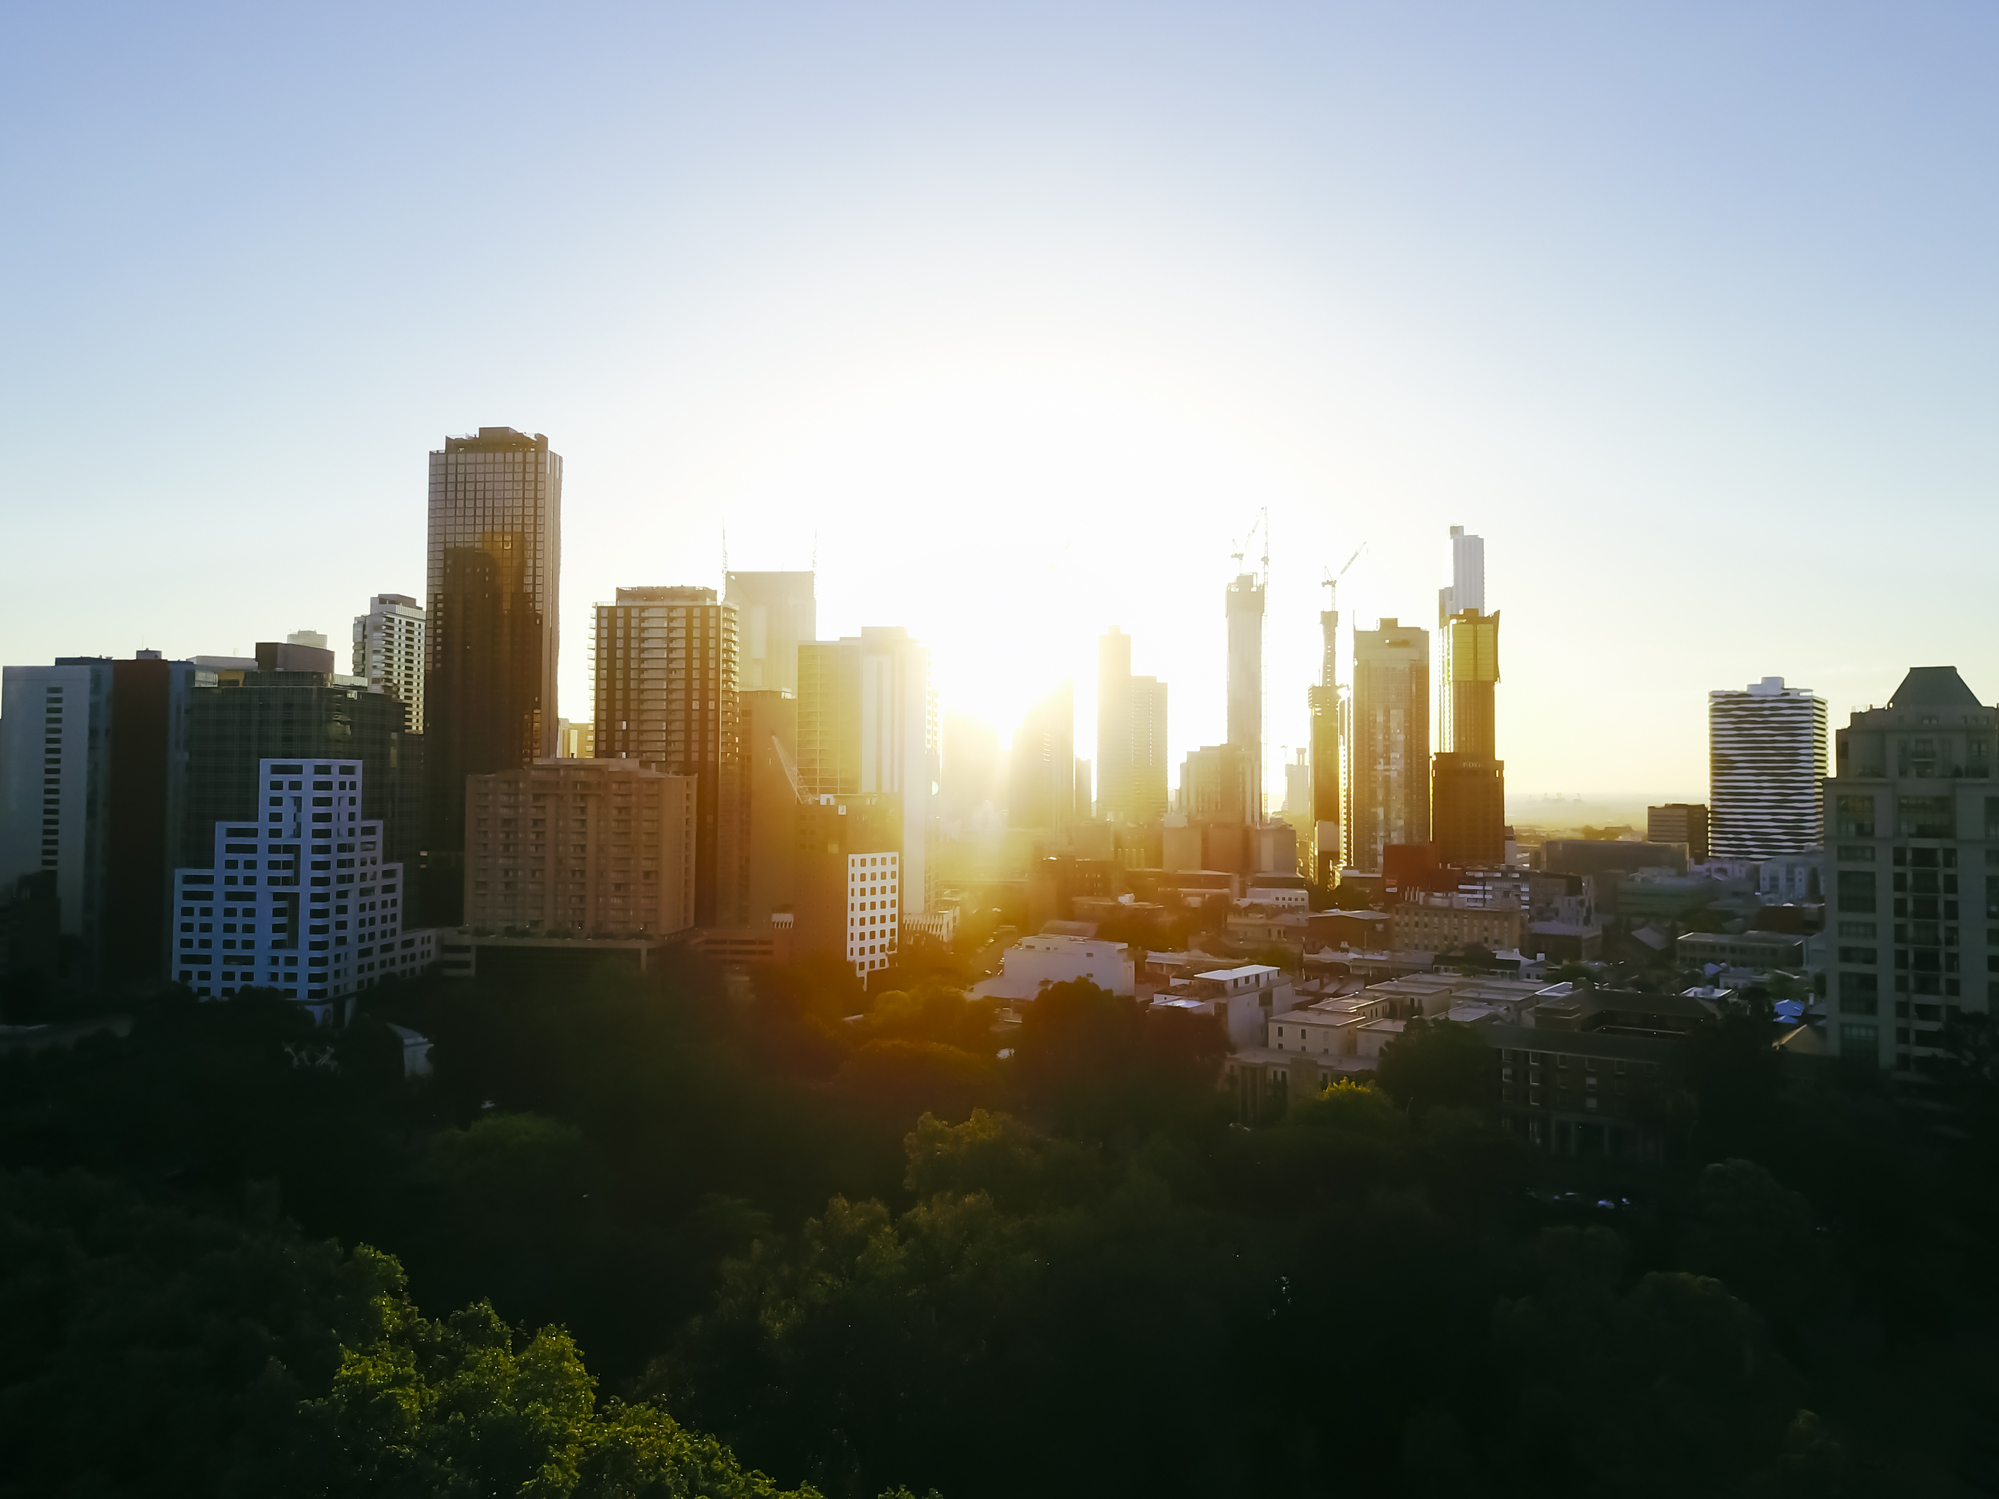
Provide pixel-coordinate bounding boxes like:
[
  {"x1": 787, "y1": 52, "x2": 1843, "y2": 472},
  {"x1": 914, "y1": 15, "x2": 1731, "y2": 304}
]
[{"x1": 1888, "y1": 666, "x2": 1983, "y2": 709}]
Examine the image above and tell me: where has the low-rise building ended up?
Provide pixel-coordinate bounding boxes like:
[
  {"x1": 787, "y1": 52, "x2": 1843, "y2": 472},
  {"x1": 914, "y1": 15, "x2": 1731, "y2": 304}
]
[
  {"x1": 1677, "y1": 929, "x2": 1805, "y2": 973},
  {"x1": 1153, "y1": 962, "x2": 1292, "y2": 1046},
  {"x1": 1493, "y1": 1024, "x2": 1673, "y2": 1160},
  {"x1": 970, "y1": 932, "x2": 1135, "y2": 1001},
  {"x1": 1389, "y1": 890, "x2": 1523, "y2": 954}
]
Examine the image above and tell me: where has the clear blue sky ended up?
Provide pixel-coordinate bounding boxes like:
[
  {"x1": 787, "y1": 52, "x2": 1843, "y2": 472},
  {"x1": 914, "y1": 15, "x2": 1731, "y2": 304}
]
[{"x1": 3, "y1": 2, "x2": 1995, "y2": 796}]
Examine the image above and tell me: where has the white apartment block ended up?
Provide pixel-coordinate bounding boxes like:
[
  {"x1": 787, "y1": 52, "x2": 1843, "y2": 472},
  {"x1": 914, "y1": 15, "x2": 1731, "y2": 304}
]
[
  {"x1": 172, "y1": 757, "x2": 434, "y2": 1020},
  {"x1": 464, "y1": 758, "x2": 695, "y2": 938},
  {"x1": 1710, "y1": 676, "x2": 1828, "y2": 859},
  {"x1": 847, "y1": 849, "x2": 899, "y2": 975},
  {"x1": 353, "y1": 593, "x2": 426, "y2": 730}
]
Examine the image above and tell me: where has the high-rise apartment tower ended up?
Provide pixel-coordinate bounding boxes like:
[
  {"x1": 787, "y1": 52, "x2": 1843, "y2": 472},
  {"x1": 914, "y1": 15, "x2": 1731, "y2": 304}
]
[
  {"x1": 1226, "y1": 571, "x2": 1265, "y2": 824},
  {"x1": 353, "y1": 594, "x2": 426, "y2": 731},
  {"x1": 591, "y1": 586, "x2": 739, "y2": 926},
  {"x1": 1095, "y1": 627, "x2": 1169, "y2": 825},
  {"x1": 1350, "y1": 619, "x2": 1430, "y2": 873},
  {"x1": 797, "y1": 628, "x2": 937, "y2": 913},
  {"x1": 1824, "y1": 666, "x2": 1997, "y2": 1073},
  {"x1": 1710, "y1": 676, "x2": 1827, "y2": 858},
  {"x1": 724, "y1": 571, "x2": 816, "y2": 696},
  {"x1": 425, "y1": 426, "x2": 562, "y2": 924}
]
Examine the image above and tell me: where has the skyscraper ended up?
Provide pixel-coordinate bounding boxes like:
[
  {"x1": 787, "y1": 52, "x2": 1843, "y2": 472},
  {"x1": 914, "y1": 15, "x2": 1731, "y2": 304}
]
[
  {"x1": 353, "y1": 593, "x2": 426, "y2": 731},
  {"x1": 1431, "y1": 527, "x2": 1506, "y2": 868},
  {"x1": 591, "y1": 586, "x2": 739, "y2": 926},
  {"x1": 1824, "y1": 666, "x2": 1996, "y2": 1072},
  {"x1": 797, "y1": 627, "x2": 936, "y2": 913},
  {"x1": 1438, "y1": 525, "x2": 1484, "y2": 621},
  {"x1": 425, "y1": 426, "x2": 562, "y2": 925},
  {"x1": 0, "y1": 652, "x2": 202, "y2": 990},
  {"x1": 1009, "y1": 682, "x2": 1076, "y2": 835},
  {"x1": 1350, "y1": 619, "x2": 1430, "y2": 873},
  {"x1": 1710, "y1": 676, "x2": 1827, "y2": 858},
  {"x1": 1226, "y1": 571, "x2": 1265, "y2": 823},
  {"x1": 1095, "y1": 626, "x2": 1168, "y2": 826},
  {"x1": 1308, "y1": 584, "x2": 1344, "y2": 882},
  {"x1": 724, "y1": 571, "x2": 816, "y2": 695}
]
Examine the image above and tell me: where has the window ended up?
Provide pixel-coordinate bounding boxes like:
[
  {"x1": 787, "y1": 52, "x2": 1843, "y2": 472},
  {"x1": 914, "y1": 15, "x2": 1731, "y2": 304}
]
[
  {"x1": 1837, "y1": 870, "x2": 1878, "y2": 914},
  {"x1": 1899, "y1": 796, "x2": 1954, "y2": 839},
  {"x1": 1839, "y1": 971, "x2": 1879, "y2": 1012},
  {"x1": 1837, "y1": 845, "x2": 1875, "y2": 862},
  {"x1": 1839, "y1": 1023, "x2": 1879, "y2": 1062},
  {"x1": 1836, "y1": 795, "x2": 1875, "y2": 838}
]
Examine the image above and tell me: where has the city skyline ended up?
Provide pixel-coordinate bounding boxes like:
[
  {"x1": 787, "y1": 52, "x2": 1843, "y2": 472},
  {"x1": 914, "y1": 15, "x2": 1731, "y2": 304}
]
[{"x1": 6, "y1": 7, "x2": 1997, "y2": 797}]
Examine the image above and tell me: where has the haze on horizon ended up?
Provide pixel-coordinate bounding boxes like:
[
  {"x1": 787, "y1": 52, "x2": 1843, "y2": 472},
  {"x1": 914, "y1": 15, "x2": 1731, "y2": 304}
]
[{"x1": 3, "y1": 2, "x2": 1995, "y2": 799}]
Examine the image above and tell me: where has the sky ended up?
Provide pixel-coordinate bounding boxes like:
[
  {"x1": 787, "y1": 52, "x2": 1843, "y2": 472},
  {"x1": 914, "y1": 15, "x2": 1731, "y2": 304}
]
[{"x1": 3, "y1": 2, "x2": 1996, "y2": 801}]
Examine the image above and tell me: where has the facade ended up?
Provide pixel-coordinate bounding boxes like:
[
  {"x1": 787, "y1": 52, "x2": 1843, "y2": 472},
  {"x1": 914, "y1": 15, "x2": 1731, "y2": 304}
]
[
  {"x1": 1647, "y1": 802, "x2": 1711, "y2": 862},
  {"x1": 724, "y1": 570, "x2": 816, "y2": 696},
  {"x1": 425, "y1": 426, "x2": 563, "y2": 926},
  {"x1": 1179, "y1": 744, "x2": 1256, "y2": 826},
  {"x1": 1676, "y1": 930, "x2": 1804, "y2": 972},
  {"x1": 183, "y1": 665, "x2": 423, "y2": 885},
  {"x1": 1308, "y1": 588, "x2": 1345, "y2": 882},
  {"x1": 1010, "y1": 682, "x2": 1077, "y2": 834},
  {"x1": 171, "y1": 757, "x2": 433, "y2": 1019},
  {"x1": 1095, "y1": 627, "x2": 1169, "y2": 825},
  {"x1": 736, "y1": 689, "x2": 801, "y2": 930},
  {"x1": 1437, "y1": 607, "x2": 1500, "y2": 758},
  {"x1": 1710, "y1": 676, "x2": 1827, "y2": 858},
  {"x1": 557, "y1": 721, "x2": 595, "y2": 759},
  {"x1": 792, "y1": 792, "x2": 903, "y2": 975},
  {"x1": 1350, "y1": 619, "x2": 1430, "y2": 872},
  {"x1": 1437, "y1": 524, "x2": 1485, "y2": 622},
  {"x1": 0, "y1": 654, "x2": 203, "y2": 989},
  {"x1": 352, "y1": 593, "x2": 426, "y2": 730},
  {"x1": 463, "y1": 758, "x2": 694, "y2": 939},
  {"x1": 1493, "y1": 1025, "x2": 1671, "y2": 1160},
  {"x1": 1432, "y1": 754, "x2": 1507, "y2": 869},
  {"x1": 1389, "y1": 891, "x2": 1524, "y2": 954},
  {"x1": 1225, "y1": 572, "x2": 1265, "y2": 823},
  {"x1": 796, "y1": 628, "x2": 937, "y2": 913},
  {"x1": 591, "y1": 585, "x2": 739, "y2": 925},
  {"x1": 844, "y1": 848, "x2": 901, "y2": 976},
  {"x1": 1825, "y1": 666, "x2": 1999, "y2": 1073},
  {"x1": 1434, "y1": 527, "x2": 1504, "y2": 871}
]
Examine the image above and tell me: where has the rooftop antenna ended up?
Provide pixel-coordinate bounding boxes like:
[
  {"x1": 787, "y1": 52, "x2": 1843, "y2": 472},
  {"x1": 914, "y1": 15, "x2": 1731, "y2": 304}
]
[{"x1": 722, "y1": 525, "x2": 729, "y2": 578}]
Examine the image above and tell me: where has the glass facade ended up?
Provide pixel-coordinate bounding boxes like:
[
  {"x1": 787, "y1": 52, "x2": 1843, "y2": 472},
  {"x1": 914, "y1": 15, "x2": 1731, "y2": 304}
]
[{"x1": 425, "y1": 428, "x2": 562, "y2": 925}]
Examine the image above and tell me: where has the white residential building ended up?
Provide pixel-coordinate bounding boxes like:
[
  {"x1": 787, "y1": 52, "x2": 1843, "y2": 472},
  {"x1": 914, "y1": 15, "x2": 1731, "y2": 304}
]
[
  {"x1": 1710, "y1": 676, "x2": 1828, "y2": 859},
  {"x1": 352, "y1": 594, "x2": 426, "y2": 730},
  {"x1": 172, "y1": 756, "x2": 434, "y2": 1021},
  {"x1": 970, "y1": 932, "x2": 1135, "y2": 1001},
  {"x1": 847, "y1": 849, "x2": 899, "y2": 975}
]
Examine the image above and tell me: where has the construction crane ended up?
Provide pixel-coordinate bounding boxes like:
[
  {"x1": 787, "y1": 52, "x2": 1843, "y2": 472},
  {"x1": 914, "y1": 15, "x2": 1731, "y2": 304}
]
[
  {"x1": 1229, "y1": 507, "x2": 1271, "y2": 584},
  {"x1": 1322, "y1": 543, "x2": 1365, "y2": 609}
]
